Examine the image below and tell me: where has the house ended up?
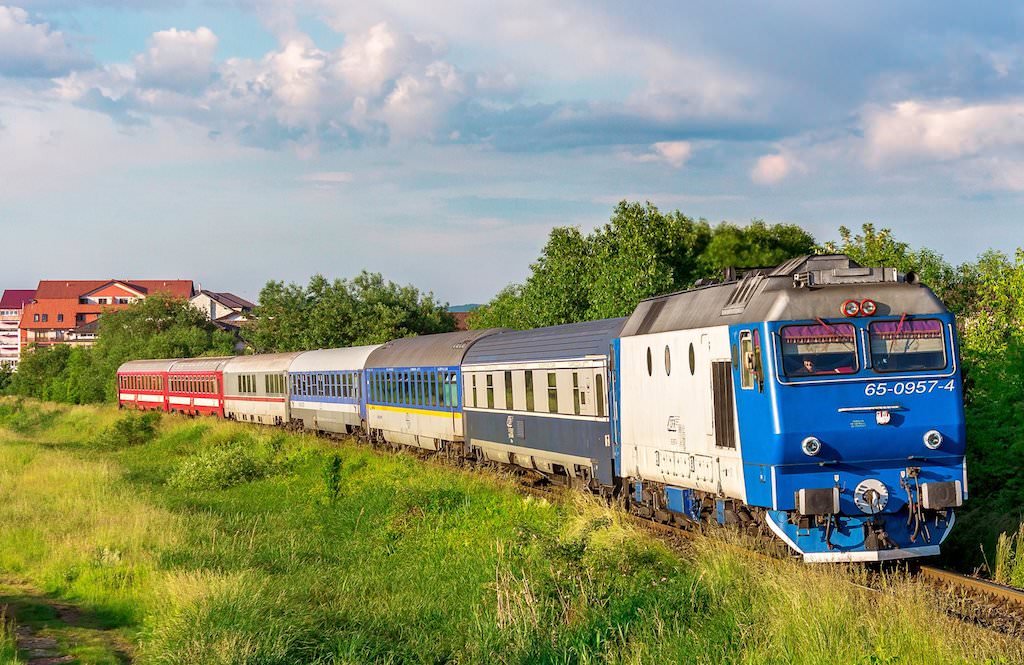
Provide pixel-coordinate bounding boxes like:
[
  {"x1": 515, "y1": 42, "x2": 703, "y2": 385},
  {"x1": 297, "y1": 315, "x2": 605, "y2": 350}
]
[
  {"x1": 0, "y1": 289, "x2": 35, "y2": 369},
  {"x1": 190, "y1": 290, "x2": 255, "y2": 330},
  {"x1": 448, "y1": 304, "x2": 480, "y2": 331},
  {"x1": 20, "y1": 279, "x2": 195, "y2": 349}
]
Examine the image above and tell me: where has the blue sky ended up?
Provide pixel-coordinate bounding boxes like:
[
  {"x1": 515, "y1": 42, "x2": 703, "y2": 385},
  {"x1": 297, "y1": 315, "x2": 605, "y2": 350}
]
[{"x1": 1, "y1": 1, "x2": 1023, "y2": 303}]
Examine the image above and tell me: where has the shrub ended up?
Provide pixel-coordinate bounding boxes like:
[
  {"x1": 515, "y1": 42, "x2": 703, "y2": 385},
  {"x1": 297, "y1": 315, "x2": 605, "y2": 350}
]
[
  {"x1": 168, "y1": 434, "x2": 281, "y2": 491},
  {"x1": 93, "y1": 411, "x2": 162, "y2": 449}
]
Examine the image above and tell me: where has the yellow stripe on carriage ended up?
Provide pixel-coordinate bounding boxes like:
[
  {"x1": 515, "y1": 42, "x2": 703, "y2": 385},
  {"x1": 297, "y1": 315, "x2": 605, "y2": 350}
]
[{"x1": 369, "y1": 404, "x2": 463, "y2": 418}]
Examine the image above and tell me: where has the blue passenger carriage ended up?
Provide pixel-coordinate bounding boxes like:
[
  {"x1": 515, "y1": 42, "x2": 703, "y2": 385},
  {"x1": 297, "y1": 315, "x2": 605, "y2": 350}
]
[
  {"x1": 617, "y1": 255, "x2": 966, "y2": 562},
  {"x1": 288, "y1": 345, "x2": 381, "y2": 435},
  {"x1": 364, "y1": 330, "x2": 503, "y2": 451},
  {"x1": 462, "y1": 318, "x2": 624, "y2": 490}
]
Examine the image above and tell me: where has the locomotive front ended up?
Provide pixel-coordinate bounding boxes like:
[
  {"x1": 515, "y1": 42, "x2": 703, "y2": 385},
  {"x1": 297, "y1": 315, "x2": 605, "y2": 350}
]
[{"x1": 751, "y1": 266, "x2": 966, "y2": 562}]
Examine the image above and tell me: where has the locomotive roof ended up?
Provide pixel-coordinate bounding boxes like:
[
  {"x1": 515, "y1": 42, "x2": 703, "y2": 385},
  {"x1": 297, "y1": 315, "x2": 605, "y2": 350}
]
[
  {"x1": 118, "y1": 358, "x2": 179, "y2": 373},
  {"x1": 365, "y1": 329, "x2": 505, "y2": 368},
  {"x1": 620, "y1": 254, "x2": 948, "y2": 337},
  {"x1": 289, "y1": 344, "x2": 382, "y2": 373},
  {"x1": 168, "y1": 356, "x2": 234, "y2": 372},
  {"x1": 223, "y1": 351, "x2": 303, "y2": 374},
  {"x1": 463, "y1": 317, "x2": 626, "y2": 366}
]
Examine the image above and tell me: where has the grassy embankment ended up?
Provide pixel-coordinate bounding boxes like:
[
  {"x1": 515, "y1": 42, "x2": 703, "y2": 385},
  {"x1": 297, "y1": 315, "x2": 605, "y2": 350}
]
[{"x1": 0, "y1": 398, "x2": 1019, "y2": 664}]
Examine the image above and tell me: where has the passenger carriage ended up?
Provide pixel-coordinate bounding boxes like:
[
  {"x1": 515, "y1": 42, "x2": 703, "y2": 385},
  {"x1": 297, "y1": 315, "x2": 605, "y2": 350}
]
[
  {"x1": 117, "y1": 359, "x2": 175, "y2": 411},
  {"x1": 223, "y1": 352, "x2": 302, "y2": 425},
  {"x1": 288, "y1": 345, "x2": 381, "y2": 435},
  {"x1": 166, "y1": 357, "x2": 232, "y2": 417},
  {"x1": 364, "y1": 330, "x2": 503, "y2": 451},
  {"x1": 462, "y1": 318, "x2": 624, "y2": 490},
  {"x1": 617, "y1": 255, "x2": 966, "y2": 562}
]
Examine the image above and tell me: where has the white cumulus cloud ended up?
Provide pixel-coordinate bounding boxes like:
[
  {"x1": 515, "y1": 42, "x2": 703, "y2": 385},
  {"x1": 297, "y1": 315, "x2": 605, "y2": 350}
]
[
  {"x1": 862, "y1": 99, "x2": 1024, "y2": 166},
  {"x1": 751, "y1": 152, "x2": 801, "y2": 185},
  {"x1": 0, "y1": 5, "x2": 90, "y2": 77},
  {"x1": 135, "y1": 26, "x2": 218, "y2": 92}
]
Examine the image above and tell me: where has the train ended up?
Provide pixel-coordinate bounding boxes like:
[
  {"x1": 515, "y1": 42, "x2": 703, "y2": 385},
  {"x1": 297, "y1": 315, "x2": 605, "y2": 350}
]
[{"x1": 117, "y1": 254, "x2": 967, "y2": 563}]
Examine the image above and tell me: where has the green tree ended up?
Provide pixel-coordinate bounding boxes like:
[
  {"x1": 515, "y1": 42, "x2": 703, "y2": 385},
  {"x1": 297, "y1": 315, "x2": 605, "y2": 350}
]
[
  {"x1": 0, "y1": 364, "x2": 11, "y2": 392},
  {"x1": 248, "y1": 271, "x2": 456, "y2": 353},
  {"x1": 700, "y1": 219, "x2": 815, "y2": 274},
  {"x1": 820, "y1": 224, "x2": 965, "y2": 311},
  {"x1": 472, "y1": 201, "x2": 812, "y2": 328}
]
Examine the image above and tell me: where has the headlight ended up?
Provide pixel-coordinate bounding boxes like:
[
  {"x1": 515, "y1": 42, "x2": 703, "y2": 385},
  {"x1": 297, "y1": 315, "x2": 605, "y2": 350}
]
[
  {"x1": 801, "y1": 436, "x2": 822, "y2": 456},
  {"x1": 923, "y1": 430, "x2": 943, "y2": 450}
]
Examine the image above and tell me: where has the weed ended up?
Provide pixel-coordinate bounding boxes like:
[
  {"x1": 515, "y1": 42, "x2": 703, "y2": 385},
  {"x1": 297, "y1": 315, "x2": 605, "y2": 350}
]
[
  {"x1": 92, "y1": 411, "x2": 162, "y2": 449},
  {"x1": 994, "y1": 524, "x2": 1024, "y2": 588},
  {"x1": 0, "y1": 608, "x2": 20, "y2": 665}
]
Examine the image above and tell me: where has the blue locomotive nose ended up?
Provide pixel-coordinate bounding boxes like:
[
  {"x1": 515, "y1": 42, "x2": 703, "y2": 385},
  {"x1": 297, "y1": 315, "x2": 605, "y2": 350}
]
[{"x1": 751, "y1": 314, "x2": 968, "y2": 562}]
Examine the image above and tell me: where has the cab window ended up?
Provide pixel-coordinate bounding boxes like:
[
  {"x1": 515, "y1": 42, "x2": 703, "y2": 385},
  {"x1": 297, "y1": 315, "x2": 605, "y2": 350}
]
[
  {"x1": 869, "y1": 319, "x2": 946, "y2": 373},
  {"x1": 781, "y1": 323, "x2": 858, "y2": 377}
]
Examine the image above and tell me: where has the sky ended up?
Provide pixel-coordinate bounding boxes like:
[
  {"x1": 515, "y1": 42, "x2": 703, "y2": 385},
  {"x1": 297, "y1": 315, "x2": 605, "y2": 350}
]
[{"x1": 1, "y1": 2, "x2": 1024, "y2": 304}]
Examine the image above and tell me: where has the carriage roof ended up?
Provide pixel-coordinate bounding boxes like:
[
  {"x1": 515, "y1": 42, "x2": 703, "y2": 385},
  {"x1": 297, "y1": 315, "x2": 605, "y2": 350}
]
[
  {"x1": 463, "y1": 318, "x2": 626, "y2": 365},
  {"x1": 365, "y1": 329, "x2": 505, "y2": 369}
]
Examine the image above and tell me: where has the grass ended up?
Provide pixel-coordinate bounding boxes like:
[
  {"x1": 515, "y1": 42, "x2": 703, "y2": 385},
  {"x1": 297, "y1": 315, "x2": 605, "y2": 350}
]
[
  {"x1": 994, "y1": 525, "x2": 1024, "y2": 588},
  {"x1": 0, "y1": 397, "x2": 1020, "y2": 664},
  {"x1": 0, "y1": 607, "x2": 19, "y2": 665}
]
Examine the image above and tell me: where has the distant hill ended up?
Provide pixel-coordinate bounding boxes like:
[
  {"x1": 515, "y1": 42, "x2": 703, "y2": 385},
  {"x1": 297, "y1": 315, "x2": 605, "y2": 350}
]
[{"x1": 447, "y1": 304, "x2": 481, "y2": 313}]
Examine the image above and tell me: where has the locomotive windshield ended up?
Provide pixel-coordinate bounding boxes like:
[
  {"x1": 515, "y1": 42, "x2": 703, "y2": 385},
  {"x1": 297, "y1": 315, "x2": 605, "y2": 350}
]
[
  {"x1": 780, "y1": 323, "x2": 857, "y2": 376},
  {"x1": 869, "y1": 318, "x2": 946, "y2": 373}
]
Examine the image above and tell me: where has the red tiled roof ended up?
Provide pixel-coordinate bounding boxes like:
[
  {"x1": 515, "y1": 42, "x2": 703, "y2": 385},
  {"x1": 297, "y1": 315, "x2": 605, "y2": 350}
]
[
  {"x1": 0, "y1": 289, "x2": 35, "y2": 309},
  {"x1": 34, "y1": 280, "x2": 194, "y2": 300}
]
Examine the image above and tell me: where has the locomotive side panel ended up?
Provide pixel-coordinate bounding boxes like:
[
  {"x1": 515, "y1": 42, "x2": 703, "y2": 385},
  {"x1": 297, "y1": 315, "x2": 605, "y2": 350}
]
[{"x1": 619, "y1": 325, "x2": 746, "y2": 500}]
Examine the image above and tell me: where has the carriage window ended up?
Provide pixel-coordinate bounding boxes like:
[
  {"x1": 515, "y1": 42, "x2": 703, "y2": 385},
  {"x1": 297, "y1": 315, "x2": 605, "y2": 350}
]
[
  {"x1": 781, "y1": 323, "x2": 858, "y2": 377},
  {"x1": 525, "y1": 372, "x2": 535, "y2": 412},
  {"x1": 572, "y1": 372, "x2": 581, "y2": 415},
  {"x1": 547, "y1": 372, "x2": 558, "y2": 413},
  {"x1": 486, "y1": 374, "x2": 495, "y2": 409},
  {"x1": 504, "y1": 371, "x2": 513, "y2": 410},
  {"x1": 596, "y1": 373, "x2": 605, "y2": 417},
  {"x1": 471, "y1": 375, "x2": 477, "y2": 408},
  {"x1": 870, "y1": 319, "x2": 946, "y2": 373}
]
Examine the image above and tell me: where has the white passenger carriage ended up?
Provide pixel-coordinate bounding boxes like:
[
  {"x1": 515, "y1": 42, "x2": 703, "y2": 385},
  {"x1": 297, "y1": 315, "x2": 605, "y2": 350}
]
[{"x1": 223, "y1": 352, "x2": 302, "y2": 425}]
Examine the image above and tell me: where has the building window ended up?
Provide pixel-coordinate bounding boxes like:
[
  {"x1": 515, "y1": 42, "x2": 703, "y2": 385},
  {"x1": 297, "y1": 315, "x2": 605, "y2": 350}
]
[
  {"x1": 98, "y1": 298, "x2": 109, "y2": 305},
  {"x1": 41, "y1": 314, "x2": 47, "y2": 322},
  {"x1": 33, "y1": 314, "x2": 39, "y2": 322},
  {"x1": 57, "y1": 314, "x2": 64, "y2": 323},
  {"x1": 547, "y1": 372, "x2": 558, "y2": 413}
]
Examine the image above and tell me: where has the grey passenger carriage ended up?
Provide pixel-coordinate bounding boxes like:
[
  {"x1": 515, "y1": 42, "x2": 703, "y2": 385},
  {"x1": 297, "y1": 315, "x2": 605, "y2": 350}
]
[{"x1": 462, "y1": 318, "x2": 625, "y2": 489}]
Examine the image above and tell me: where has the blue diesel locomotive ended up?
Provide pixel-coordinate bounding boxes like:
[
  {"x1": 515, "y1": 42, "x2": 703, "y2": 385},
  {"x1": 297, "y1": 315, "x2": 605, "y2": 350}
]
[{"x1": 117, "y1": 254, "x2": 967, "y2": 562}]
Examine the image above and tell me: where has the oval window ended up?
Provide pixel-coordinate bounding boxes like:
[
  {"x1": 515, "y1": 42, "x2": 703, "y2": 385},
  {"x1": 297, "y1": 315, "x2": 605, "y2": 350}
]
[
  {"x1": 688, "y1": 342, "x2": 696, "y2": 376},
  {"x1": 665, "y1": 345, "x2": 672, "y2": 376},
  {"x1": 646, "y1": 347, "x2": 653, "y2": 376}
]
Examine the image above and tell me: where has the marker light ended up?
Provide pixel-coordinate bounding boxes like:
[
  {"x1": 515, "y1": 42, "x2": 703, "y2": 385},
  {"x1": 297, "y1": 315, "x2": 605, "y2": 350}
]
[
  {"x1": 860, "y1": 299, "x2": 878, "y2": 316},
  {"x1": 923, "y1": 430, "x2": 943, "y2": 450},
  {"x1": 841, "y1": 299, "x2": 861, "y2": 317},
  {"x1": 801, "y1": 436, "x2": 822, "y2": 456}
]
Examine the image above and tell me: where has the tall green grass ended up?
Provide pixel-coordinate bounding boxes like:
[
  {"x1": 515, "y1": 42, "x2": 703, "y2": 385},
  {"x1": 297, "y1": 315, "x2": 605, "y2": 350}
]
[
  {"x1": 994, "y1": 525, "x2": 1024, "y2": 588},
  {"x1": 0, "y1": 608, "x2": 19, "y2": 665},
  {"x1": 0, "y1": 398, "x2": 1020, "y2": 664}
]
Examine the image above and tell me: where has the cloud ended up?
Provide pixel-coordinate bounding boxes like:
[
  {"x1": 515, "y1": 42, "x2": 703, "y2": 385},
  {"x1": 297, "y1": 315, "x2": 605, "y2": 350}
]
[
  {"x1": 0, "y1": 5, "x2": 91, "y2": 77},
  {"x1": 299, "y1": 171, "x2": 353, "y2": 184},
  {"x1": 751, "y1": 152, "x2": 802, "y2": 185},
  {"x1": 651, "y1": 141, "x2": 692, "y2": 168},
  {"x1": 135, "y1": 27, "x2": 218, "y2": 92},
  {"x1": 862, "y1": 99, "x2": 1024, "y2": 165}
]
